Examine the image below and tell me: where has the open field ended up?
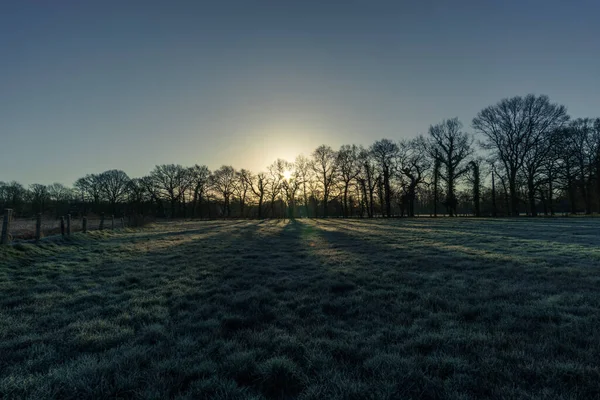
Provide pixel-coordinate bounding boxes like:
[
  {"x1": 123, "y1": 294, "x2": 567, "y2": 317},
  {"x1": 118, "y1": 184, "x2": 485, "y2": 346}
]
[{"x1": 1, "y1": 218, "x2": 600, "y2": 399}]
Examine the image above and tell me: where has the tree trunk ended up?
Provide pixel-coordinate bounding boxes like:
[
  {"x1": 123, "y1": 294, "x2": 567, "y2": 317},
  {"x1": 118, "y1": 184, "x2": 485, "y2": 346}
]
[
  {"x1": 384, "y1": 168, "x2": 391, "y2": 218},
  {"x1": 433, "y1": 159, "x2": 440, "y2": 217},
  {"x1": 528, "y1": 178, "x2": 537, "y2": 217},
  {"x1": 509, "y1": 171, "x2": 519, "y2": 217},
  {"x1": 343, "y1": 185, "x2": 349, "y2": 218},
  {"x1": 491, "y1": 171, "x2": 497, "y2": 217}
]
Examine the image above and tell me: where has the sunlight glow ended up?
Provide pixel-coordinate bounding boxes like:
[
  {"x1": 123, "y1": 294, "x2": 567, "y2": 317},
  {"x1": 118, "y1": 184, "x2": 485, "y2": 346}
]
[{"x1": 283, "y1": 170, "x2": 292, "y2": 180}]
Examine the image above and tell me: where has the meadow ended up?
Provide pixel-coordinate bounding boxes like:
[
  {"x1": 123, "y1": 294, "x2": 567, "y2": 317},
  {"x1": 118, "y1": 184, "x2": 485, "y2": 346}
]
[{"x1": 1, "y1": 218, "x2": 600, "y2": 399}]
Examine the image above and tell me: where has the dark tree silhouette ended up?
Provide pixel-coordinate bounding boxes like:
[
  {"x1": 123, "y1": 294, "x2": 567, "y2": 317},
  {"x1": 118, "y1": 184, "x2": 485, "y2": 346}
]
[
  {"x1": 473, "y1": 95, "x2": 569, "y2": 216},
  {"x1": 211, "y1": 165, "x2": 236, "y2": 217},
  {"x1": 189, "y1": 165, "x2": 210, "y2": 218},
  {"x1": 371, "y1": 139, "x2": 398, "y2": 217},
  {"x1": 427, "y1": 118, "x2": 473, "y2": 217},
  {"x1": 398, "y1": 138, "x2": 430, "y2": 217},
  {"x1": 336, "y1": 144, "x2": 361, "y2": 218},
  {"x1": 98, "y1": 170, "x2": 130, "y2": 215},
  {"x1": 311, "y1": 145, "x2": 338, "y2": 218}
]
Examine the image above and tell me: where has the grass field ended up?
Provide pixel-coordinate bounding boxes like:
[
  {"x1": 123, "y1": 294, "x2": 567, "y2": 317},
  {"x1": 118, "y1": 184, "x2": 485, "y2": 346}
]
[{"x1": 1, "y1": 218, "x2": 600, "y2": 399}]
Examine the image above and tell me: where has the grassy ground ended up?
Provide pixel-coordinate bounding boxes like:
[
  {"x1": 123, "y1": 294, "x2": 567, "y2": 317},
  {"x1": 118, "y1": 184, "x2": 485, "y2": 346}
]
[{"x1": 1, "y1": 218, "x2": 600, "y2": 399}]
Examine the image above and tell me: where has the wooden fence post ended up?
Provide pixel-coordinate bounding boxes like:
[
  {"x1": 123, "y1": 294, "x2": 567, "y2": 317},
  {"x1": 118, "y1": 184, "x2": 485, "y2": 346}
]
[
  {"x1": 60, "y1": 216, "x2": 65, "y2": 237},
  {"x1": 111, "y1": 215, "x2": 115, "y2": 230},
  {"x1": 99, "y1": 213, "x2": 105, "y2": 231},
  {"x1": 67, "y1": 214, "x2": 71, "y2": 236},
  {"x1": 82, "y1": 216, "x2": 87, "y2": 233},
  {"x1": 35, "y1": 213, "x2": 42, "y2": 242},
  {"x1": 1, "y1": 209, "x2": 13, "y2": 245}
]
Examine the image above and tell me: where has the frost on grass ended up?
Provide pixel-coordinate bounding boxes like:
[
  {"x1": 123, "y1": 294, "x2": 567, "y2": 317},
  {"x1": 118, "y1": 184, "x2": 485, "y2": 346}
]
[{"x1": 1, "y1": 218, "x2": 600, "y2": 399}]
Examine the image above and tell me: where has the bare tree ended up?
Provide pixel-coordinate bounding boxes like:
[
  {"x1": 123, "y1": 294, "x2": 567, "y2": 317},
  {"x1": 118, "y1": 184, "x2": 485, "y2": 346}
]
[
  {"x1": 47, "y1": 182, "x2": 74, "y2": 218},
  {"x1": 563, "y1": 118, "x2": 600, "y2": 214},
  {"x1": 211, "y1": 165, "x2": 236, "y2": 217},
  {"x1": 74, "y1": 174, "x2": 102, "y2": 207},
  {"x1": 336, "y1": 144, "x2": 361, "y2": 217},
  {"x1": 356, "y1": 147, "x2": 379, "y2": 218},
  {"x1": 150, "y1": 164, "x2": 191, "y2": 218},
  {"x1": 127, "y1": 178, "x2": 149, "y2": 215},
  {"x1": 370, "y1": 139, "x2": 398, "y2": 217},
  {"x1": 467, "y1": 159, "x2": 483, "y2": 217},
  {"x1": 473, "y1": 94, "x2": 569, "y2": 216},
  {"x1": 398, "y1": 138, "x2": 430, "y2": 217},
  {"x1": 295, "y1": 155, "x2": 313, "y2": 218},
  {"x1": 98, "y1": 169, "x2": 130, "y2": 215},
  {"x1": 29, "y1": 184, "x2": 49, "y2": 214},
  {"x1": 266, "y1": 159, "x2": 286, "y2": 218},
  {"x1": 311, "y1": 145, "x2": 338, "y2": 218},
  {"x1": 235, "y1": 169, "x2": 253, "y2": 217},
  {"x1": 189, "y1": 165, "x2": 211, "y2": 218},
  {"x1": 245, "y1": 171, "x2": 267, "y2": 218},
  {"x1": 281, "y1": 161, "x2": 302, "y2": 219},
  {"x1": 426, "y1": 118, "x2": 473, "y2": 217}
]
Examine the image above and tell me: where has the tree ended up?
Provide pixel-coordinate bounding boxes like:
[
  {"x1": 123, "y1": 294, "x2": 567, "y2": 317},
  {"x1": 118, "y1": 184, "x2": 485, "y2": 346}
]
[
  {"x1": 467, "y1": 159, "x2": 483, "y2": 217},
  {"x1": 280, "y1": 161, "x2": 302, "y2": 219},
  {"x1": 370, "y1": 139, "x2": 398, "y2": 217},
  {"x1": 432, "y1": 155, "x2": 440, "y2": 217},
  {"x1": 46, "y1": 183, "x2": 74, "y2": 218},
  {"x1": 150, "y1": 164, "x2": 191, "y2": 217},
  {"x1": 473, "y1": 94, "x2": 569, "y2": 216},
  {"x1": 98, "y1": 169, "x2": 131, "y2": 215},
  {"x1": 311, "y1": 145, "x2": 338, "y2": 218},
  {"x1": 246, "y1": 172, "x2": 267, "y2": 218},
  {"x1": 336, "y1": 144, "x2": 361, "y2": 217},
  {"x1": 235, "y1": 169, "x2": 252, "y2": 217},
  {"x1": 563, "y1": 118, "x2": 600, "y2": 214},
  {"x1": 398, "y1": 138, "x2": 430, "y2": 217},
  {"x1": 427, "y1": 118, "x2": 473, "y2": 217},
  {"x1": 356, "y1": 147, "x2": 379, "y2": 218},
  {"x1": 29, "y1": 184, "x2": 49, "y2": 214},
  {"x1": 266, "y1": 160, "x2": 286, "y2": 218},
  {"x1": 189, "y1": 165, "x2": 211, "y2": 218},
  {"x1": 127, "y1": 178, "x2": 149, "y2": 215},
  {"x1": 295, "y1": 155, "x2": 313, "y2": 218},
  {"x1": 211, "y1": 165, "x2": 236, "y2": 217}
]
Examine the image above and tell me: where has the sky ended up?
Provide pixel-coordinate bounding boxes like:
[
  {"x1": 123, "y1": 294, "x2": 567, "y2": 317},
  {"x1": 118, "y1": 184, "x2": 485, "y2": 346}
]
[{"x1": 1, "y1": 0, "x2": 599, "y2": 186}]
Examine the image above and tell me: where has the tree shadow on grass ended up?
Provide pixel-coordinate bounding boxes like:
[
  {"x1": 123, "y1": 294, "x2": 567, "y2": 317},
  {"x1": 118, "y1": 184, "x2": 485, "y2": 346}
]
[{"x1": 3, "y1": 219, "x2": 600, "y2": 399}]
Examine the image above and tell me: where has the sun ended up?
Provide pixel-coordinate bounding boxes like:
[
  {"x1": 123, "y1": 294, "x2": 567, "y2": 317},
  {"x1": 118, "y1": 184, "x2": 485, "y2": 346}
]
[{"x1": 283, "y1": 170, "x2": 292, "y2": 180}]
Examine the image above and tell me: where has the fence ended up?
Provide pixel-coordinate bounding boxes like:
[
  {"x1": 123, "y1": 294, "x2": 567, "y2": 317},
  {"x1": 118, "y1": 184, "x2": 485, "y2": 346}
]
[{"x1": 1, "y1": 209, "x2": 134, "y2": 244}]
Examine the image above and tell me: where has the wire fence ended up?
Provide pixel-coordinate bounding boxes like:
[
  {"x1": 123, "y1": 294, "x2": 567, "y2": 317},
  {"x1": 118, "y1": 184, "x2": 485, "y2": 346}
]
[
  {"x1": 9, "y1": 217, "x2": 111, "y2": 240},
  {"x1": 0, "y1": 209, "x2": 150, "y2": 244}
]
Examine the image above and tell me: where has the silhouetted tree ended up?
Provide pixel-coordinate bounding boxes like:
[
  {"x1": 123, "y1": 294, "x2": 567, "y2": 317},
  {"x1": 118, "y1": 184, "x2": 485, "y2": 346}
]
[
  {"x1": 357, "y1": 147, "x2": 378, "y2": 218},
  {"x1": 29, "y1": 184, "x2": 49, "y2": 214},
  {"x1": 211, "y1": 165, "x2": 236, "y2": 217},
  {"x1": 189, "y1": 165, "x2": 211, "y2": 218},
  {"x1": 473, "y1": 94, "x2": 569, "y2": 216},
  {"x1": 151, "y1": 164, "x2": 190, "y2": 217},
  {"x1": 336, "y1": 144, "x2": 361, "y2": 217},
  {"x1": 246, "y1": 172, "x2": 266, "y2": 218},
  {"x1": 311, "y1": 145, "x2": 338, "y2": 218},
  {"x1": 295, "y1": 155, "x2": 313, "y2": 218},
  {"x1": 98, "y1": 169, "x2": 130, "y2": 215},
  {"x1": 235, "y1": 168, "x2": 252, "y2": 217},
  {"x1": 371, "y1": 139, "x2": 398, "y2": 217},
  {"x1": 398, "y1": 138, "x2": 430, "y2": 217},
  {"x1": 427, "y1": 118, "x2": 473, "y2": 217}
]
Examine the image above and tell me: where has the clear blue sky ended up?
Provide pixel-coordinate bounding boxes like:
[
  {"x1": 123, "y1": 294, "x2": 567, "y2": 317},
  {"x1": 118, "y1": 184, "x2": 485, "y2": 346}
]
[{"x1": 1, "y1": 0, "x2": 599, "y2": 185}]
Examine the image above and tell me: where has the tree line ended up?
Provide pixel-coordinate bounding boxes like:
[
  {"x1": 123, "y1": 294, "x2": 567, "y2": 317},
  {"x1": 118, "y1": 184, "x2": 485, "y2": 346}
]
[{"x1": 2, "y1": 94, "x2": 599, "y2": 219}]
